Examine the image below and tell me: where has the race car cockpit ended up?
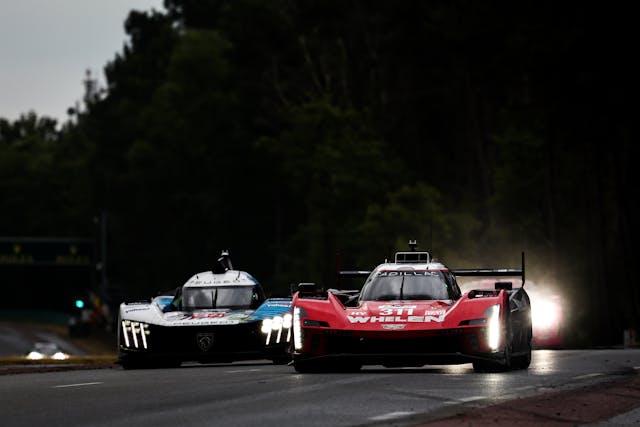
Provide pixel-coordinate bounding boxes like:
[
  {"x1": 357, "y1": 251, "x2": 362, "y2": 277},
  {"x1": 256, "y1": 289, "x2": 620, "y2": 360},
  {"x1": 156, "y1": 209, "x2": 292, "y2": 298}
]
[{"x1": 359, "y1": 271, "x2": 452, "y2": 301}]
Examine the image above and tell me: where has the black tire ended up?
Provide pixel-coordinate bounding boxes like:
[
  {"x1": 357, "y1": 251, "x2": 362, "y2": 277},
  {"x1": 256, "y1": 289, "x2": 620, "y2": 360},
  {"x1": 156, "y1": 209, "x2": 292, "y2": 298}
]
[
  {"x1": 157, "y1": 357, "x2": 182, "y2": 369},
  {"x1": 473, "y1": 341, "x2": 512, "y2": 373},
  {"x1": 271, "y1": 356, "x2": 291, "y2": 365},
  {"x1": 293, "y1": 360, "x2": 322, "y2": 373},
  {"x1": 293, "y1": 359, "x2": 361, "y2": 373},
  {"x1": 119, "y1": 355, "x2": 144, "y2": 370},
  {"x1": 512, "y1": 341, "x2": 532, "y2": 370}
]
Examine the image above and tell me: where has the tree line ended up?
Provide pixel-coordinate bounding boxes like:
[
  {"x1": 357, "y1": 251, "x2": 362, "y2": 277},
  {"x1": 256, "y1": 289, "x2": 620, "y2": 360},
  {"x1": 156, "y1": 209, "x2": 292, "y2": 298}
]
[{"x1": 0, "y1": 1, "x2": 636, "y2": 346}]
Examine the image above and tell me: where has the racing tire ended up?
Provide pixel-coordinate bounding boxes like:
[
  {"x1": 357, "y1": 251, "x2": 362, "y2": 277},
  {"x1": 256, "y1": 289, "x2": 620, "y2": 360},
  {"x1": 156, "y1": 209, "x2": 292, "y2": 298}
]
[
  {"x1": 512, "y1": 342, "x2": 532, "y2": 370},
  {"x1": 472, "y1": 342, "x2": 512, "y2": 373},
  {"x1": 157, "y1": 357, "x2": 182, "y2": 369},
  {"x1": 292, "y1": 360, "x2": 323, "y2": 373},
  {"x1": 271, "y1": 356, "x2": 291, "y2": 365},
  {"x1": 119, "y1": 355, "x2": 145, "y2": 370},
  {"x1": 293, "y1": 360, "x2": 362, "y2": 373},
  {"x1": 331, "y1": 362, "x2": 362, "y2": 373}
]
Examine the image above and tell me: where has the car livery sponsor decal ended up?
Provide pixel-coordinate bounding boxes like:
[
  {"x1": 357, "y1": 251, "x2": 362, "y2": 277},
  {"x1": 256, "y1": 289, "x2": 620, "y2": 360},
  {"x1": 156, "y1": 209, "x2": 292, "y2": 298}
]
[
  {"x1": 124, "y1": 307, "x2": 151, "y2": 313},
  {"x1": 382, "y1": 324, "x2": 406, "y2": 330},
  {"x1": 192, "y1": 312, "x2": 226, "y2": 318},
  {"x1": 162, "y1": 311, "x2": 254, "y2": 325},
  {"x1": 346, "y1": 306, "x2": 446, "y2": 323}
]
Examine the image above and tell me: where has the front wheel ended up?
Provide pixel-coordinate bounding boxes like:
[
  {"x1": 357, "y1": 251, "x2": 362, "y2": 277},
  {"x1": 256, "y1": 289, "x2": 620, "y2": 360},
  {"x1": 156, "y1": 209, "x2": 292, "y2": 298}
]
[
  {"x1": 473, "y1": 344, "x2": 512, "y2": 373},
  {"x1": 293, "y1": 359, "x2": 361, "y2": 373},
  {"x1": 512, "y1": 341, "x2": 532, "y2": 370},
  {"x1": 120, "y1": 355, "x2": 181, "y2": 370},
  {"x1": 293, "y1": 360, "x2": 322, "y2": 373},
  {"x1": 271, "y1": 356, "x2": 291, "y2": 365}
]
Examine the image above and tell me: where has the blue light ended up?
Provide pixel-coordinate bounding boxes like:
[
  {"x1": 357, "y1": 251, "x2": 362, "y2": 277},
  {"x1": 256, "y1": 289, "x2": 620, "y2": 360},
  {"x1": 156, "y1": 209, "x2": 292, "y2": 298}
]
[{"x1": 75, "y1": 299, "x2": 85, "y2": 309}]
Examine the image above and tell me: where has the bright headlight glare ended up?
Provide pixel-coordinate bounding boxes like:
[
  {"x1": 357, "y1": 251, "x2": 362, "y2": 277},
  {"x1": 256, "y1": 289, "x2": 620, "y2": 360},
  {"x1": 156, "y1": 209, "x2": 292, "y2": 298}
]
[
  {"x1": 486, "y1": 304, "x2": 501, "y2": 350},
  {"x1": 293, "y1": 307, "x2": 303, "y2": 350},
  {"x1": 121, "y1": 320, "x2": 131, "y2": 347},
  {"x1": 283, "y1": 313, "x2": 292, "y2": 329},
  {"x1": 272, "y1": 316, "x2": 283, "y2": 330},
  {"x1": 140, "y1": 323, "x2": 149, "y2": 349},
  {"x1": 131, "y1": 322, "x2": 139, "y2": 348},
  {"x1": 261, "y1": 318, "x2": 272, "y2": 333},
  {"x1": 53, "y1": 352, "x2": 69, "y2": 360},
  {"x1": 27, "y1": 352, "x2": 43, "y2": 360},
  {"x1": 122, "y1": 320, "x2": 150, "y2": 349},
  {"x1": 532, "y1": 300, "x2": 560, "y2": 330}
]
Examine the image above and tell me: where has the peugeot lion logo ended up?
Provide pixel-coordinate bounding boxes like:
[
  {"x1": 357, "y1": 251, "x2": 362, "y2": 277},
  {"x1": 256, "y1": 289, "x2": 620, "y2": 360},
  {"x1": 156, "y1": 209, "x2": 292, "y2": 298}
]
[{"x1": 196, "y1": 333, "x2": 214, "y2": 351}]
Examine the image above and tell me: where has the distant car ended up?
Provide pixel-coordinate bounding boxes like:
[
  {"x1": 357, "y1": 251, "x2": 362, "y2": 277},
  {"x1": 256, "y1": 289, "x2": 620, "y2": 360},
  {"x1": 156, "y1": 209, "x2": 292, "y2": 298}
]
[
  {"x1": 117, "y1": 251, "x2": 292, "y2": 369},
  {"x1": 290, "y1": 241, "x2": 533, "y2": 373},
  {"x1": 26, "y1": 342, "x2": 69, "y2": 360}
]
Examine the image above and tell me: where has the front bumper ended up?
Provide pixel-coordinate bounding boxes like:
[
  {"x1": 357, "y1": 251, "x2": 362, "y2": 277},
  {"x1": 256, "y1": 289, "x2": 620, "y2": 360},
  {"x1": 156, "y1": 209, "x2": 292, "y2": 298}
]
[
  {"x1": 292, "y1": 326, "x2": 506, "y2": 366},
  {"x1": 118, "y1": 321, "x2": 289, "y2": 363}
]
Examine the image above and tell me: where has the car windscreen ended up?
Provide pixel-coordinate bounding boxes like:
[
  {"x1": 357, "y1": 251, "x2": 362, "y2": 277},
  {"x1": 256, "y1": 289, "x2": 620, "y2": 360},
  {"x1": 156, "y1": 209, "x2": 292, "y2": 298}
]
[
  {"x1": 360, "y1": 271, "x2": 450, "y2": 301},
  {"x1": 182, "y1": 286, "x2": 254, "y2": 310}
]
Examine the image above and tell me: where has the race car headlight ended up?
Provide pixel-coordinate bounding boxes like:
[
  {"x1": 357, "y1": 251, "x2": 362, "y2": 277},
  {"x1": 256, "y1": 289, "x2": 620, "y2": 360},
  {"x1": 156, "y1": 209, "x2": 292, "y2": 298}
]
[
  {"x1": 261, "y1": 318, "x2": 272, "y2": 334},
  {"x1": 485, "y1": 304, "x2": 501, "y2": 351},
  {"x1": 261, "y1": 313, "x2": 293, "y2": 345},
  {"x1": 293, "y1": 307, "x2": 303, "y2": 350},
  {"x1": 121, "y1": 320, "x2": 151, "y2": 350},
  {"x1": 272, "y1": 315, "x2": 283, "y2": 331},
  {"x1": 283, "y1": 313, "x2": 292, "y2": 329}
]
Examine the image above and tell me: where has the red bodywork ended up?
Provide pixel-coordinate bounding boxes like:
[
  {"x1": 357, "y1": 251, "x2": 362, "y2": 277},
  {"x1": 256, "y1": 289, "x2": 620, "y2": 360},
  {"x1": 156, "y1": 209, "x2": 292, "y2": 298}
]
[{"x1": 292, "y1": 287, "x2": 511, "y2": 367}]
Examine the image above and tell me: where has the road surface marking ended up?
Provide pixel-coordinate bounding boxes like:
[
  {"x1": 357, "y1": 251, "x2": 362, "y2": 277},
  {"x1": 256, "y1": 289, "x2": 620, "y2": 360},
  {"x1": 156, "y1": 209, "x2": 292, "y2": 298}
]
[
  {"x1": 369, "y1": 411, "x2": 415, "y2": 421},
  {"x1": 225, "y1": 368, "x2": 262, "y2": 373},
  {"x1": 459, "y1": 395, "x2": 486, "y2": 402},
  {"x1": 443, "y1": 395, "x2": 486, "y2": 405},
  {"x1": 573, "y1": 373, "x2": 602, "y2": 380},
  {"x1": 53, "y1": 382, "x2": 103, "y2": 388}
]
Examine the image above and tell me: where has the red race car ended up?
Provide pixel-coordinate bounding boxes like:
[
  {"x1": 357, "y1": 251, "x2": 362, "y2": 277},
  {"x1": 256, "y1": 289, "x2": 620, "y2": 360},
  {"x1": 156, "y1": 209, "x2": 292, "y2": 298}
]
[{"x1": 290, "y1": 242, "x2": 532, "y2": 373}]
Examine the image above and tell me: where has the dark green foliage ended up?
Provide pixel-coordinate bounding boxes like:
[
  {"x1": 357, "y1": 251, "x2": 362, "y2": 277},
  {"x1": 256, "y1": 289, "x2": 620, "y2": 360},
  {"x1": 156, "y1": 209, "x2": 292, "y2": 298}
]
[{"x1": 0, "y1": 2, "x2": 636, "y2": 345}]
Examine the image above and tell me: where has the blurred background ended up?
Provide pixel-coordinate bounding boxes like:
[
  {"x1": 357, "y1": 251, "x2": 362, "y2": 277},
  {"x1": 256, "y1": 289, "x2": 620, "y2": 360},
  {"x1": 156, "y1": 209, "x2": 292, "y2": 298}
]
[{"x1": 0, "y1": 1, "x2": 636, "y2": 349}]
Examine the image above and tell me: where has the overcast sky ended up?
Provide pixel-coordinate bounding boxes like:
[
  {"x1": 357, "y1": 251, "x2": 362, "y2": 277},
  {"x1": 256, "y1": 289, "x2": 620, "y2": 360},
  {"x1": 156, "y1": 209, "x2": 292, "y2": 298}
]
[{"x1": 0, "y1": 0, "x2": 164, "y2": 125}]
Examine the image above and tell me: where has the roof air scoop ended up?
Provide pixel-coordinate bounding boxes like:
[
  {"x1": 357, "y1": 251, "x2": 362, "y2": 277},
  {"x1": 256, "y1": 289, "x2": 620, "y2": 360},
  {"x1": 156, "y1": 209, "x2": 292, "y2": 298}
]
[
  {"x1": 213, "y1": 250, "x2": 234, "y2": 273},
  {"x1": 395, "y1": 241, "x2": 430, "y2": 263}
]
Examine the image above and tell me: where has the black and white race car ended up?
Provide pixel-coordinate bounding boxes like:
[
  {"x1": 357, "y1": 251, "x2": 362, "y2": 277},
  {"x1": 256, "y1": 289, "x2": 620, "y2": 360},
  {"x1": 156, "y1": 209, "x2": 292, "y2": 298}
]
[{"x1": 117, "y1": 251, "x2": 292, "y2": 369}]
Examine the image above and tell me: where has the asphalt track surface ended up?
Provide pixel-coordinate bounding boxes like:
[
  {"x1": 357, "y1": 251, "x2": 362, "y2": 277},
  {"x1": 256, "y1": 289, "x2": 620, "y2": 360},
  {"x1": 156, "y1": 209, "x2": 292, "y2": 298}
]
[{"x1": 1, "y1": 349, "x2": 639, "y2": 427}]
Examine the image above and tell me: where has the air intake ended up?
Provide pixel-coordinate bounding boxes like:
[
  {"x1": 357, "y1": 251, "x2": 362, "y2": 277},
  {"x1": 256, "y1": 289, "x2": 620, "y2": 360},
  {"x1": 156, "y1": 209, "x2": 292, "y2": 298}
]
[{"x1": 394, "y1": 251, "x2": 431, "y2": 263}]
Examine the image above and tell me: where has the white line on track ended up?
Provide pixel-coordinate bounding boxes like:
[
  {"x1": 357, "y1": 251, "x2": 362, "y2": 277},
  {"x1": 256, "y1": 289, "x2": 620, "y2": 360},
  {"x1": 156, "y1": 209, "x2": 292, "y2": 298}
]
[
  {"x1": 458, "y1": 395, "x2": 486, "y2": 402},
  {"x1": 443, "y1": 395, "x2": 486, "y2": 406},
  {"x1": 53, "y1": 382, "x2": 103, "y2": 388},
  {"x1": 572, "y1": 373, "x2": 602, "y2": 380},
  {"x1": 225, "y1": 369, "x2": 262, "y2": 374},
  {"x1": 369, "y1": 411, "x2": 415, "y2": 421}
]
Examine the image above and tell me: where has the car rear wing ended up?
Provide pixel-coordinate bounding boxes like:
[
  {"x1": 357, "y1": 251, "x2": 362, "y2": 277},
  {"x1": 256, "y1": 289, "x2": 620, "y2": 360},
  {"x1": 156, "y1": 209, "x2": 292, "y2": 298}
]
[{"x1": 452, "y1": 252, "x2": 525, "y2": 287}]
